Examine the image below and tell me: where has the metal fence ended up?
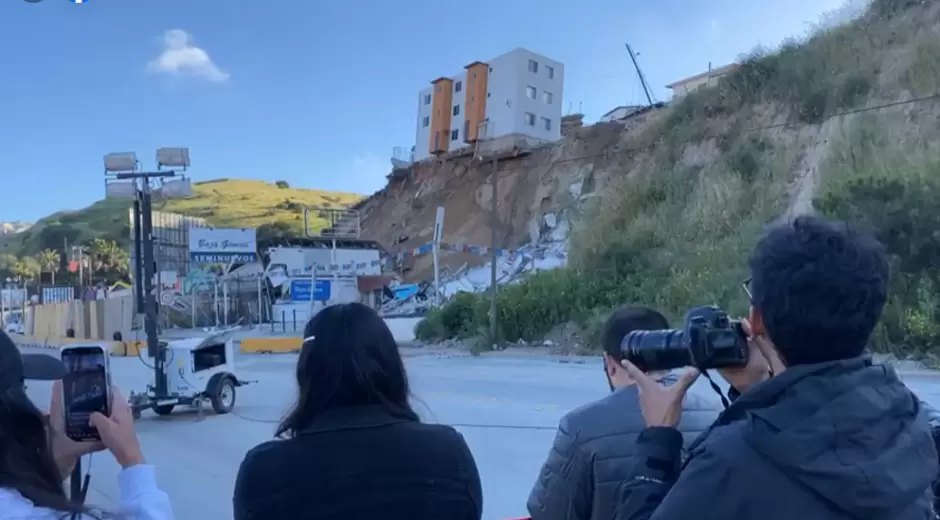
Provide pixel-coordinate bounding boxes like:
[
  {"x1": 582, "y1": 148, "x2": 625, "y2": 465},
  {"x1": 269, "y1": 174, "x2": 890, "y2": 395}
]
[{"x1": 161, "y1": 272, "x2": 268, "y2": 329}]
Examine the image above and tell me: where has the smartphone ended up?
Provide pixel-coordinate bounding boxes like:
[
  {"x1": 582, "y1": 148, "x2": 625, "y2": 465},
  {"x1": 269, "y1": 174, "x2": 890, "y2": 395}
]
[{"x1": 60, "y1": 345, "x2": 111, "y2": 442}]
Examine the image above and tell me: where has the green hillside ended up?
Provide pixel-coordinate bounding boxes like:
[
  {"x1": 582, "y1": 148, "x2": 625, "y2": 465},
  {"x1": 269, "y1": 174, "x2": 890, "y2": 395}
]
[
  {"x1": 0, "y1": 178, "x2": 364, "y2": 257},
  {"x1": 417, "y1": 0, "x2": 940, "y2": 356}
]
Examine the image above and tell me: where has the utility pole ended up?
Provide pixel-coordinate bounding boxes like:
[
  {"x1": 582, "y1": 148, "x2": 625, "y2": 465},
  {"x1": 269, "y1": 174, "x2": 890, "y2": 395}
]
[
  {"x1": 120, "y1": 173, "x2": 171, "y2": 396},
  {"x1": 625, "y1": 43, "x2": 655, "y2": 107},
  {"x1": 489, "y1": 156, "x2": 498, "y2": 349}
]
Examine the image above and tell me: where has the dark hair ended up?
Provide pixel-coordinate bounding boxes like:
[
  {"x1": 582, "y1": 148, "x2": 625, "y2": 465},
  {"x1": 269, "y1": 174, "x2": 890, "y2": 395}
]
[
  {"x1": 748, "y1": 215, "x2": 888, "y2": 366},
  {"x1": 276, "y1": 303, "x2": 419, "y2": 438},
  {"x1": 0, "y1": 387, "x2": 96, "y2": 517},
  {"x1": 602, "y1": 306, "x2": 671, "y2": 360}
]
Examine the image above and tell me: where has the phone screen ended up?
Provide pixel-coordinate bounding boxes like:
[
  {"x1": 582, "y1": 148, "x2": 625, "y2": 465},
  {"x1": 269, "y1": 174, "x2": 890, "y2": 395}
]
[{"x1": 61, "y1": 347, "x2": 109, "y2": 441}]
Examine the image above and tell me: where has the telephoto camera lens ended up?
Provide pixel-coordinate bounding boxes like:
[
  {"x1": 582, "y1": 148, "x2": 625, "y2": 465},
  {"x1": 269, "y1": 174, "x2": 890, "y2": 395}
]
[
  {"x1": 620, "y1": 328, "x2": 692, "y2": 372},
  {"x1": 620, "y1": 305, "x2": 749, "y2": 372}
]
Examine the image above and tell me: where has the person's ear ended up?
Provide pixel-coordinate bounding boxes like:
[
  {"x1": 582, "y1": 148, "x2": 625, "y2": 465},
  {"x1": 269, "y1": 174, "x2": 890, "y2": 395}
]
[
  {"x1": 747, "y1": 306, "x2": 767, "y2": 337},
  {"x1": 603, "y1": 354, "x2": 618, "y2": 377}
]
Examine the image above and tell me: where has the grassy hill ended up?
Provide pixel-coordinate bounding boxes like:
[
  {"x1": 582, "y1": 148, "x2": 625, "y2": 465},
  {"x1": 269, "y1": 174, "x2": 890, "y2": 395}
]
[
  {"x1": 0, "y1": 179, "x2": 363, "y2": 257},
  {"x1": 417, "y1": 0, "x2": 940, "y2": 356}
]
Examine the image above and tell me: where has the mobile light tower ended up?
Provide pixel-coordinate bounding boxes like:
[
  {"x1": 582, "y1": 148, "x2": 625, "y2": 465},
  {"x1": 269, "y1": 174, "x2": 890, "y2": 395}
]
[{"x1": 103, "y1": 148, "x2": 191, "y2": 401}]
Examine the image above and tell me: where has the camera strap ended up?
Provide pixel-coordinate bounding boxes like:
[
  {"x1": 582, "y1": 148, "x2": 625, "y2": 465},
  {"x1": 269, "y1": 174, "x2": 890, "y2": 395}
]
[{"x1": 698, "y1": 369, "x2": 731, "y2": 410}]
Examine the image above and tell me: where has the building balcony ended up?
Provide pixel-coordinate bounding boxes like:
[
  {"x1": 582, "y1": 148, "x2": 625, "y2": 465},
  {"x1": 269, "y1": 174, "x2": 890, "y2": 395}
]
[{"x1": 391, "y1": 146, "x2": 414, "y2": 170}]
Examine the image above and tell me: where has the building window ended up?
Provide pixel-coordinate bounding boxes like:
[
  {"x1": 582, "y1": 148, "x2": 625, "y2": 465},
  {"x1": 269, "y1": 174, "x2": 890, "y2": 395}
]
[
  {"x1": 528, "y1": 60, "x2": 538, "y2": 73},
  {"x1": 542, "y1": 91, "x2": 553, "y2": 104},
  {"x1": 453, "y1": 105, "x2": 460, "y2": 116},
  {"x1": 487, "y1": 92, "x2": 491, "y2": 98},
  {"x1": 542, "y1": 117, "x2": 552, "y2": 131},
  {"x1": 423, "y1": 94, "x2": 431, "y2": 105},
  {"x1": 451, "y1": 129, "x2": 460, "y2": 141},
  {"x1": 455, "y1": 81, "x2": 462, "y2": 93},
  {"x1": 526, "y1": 85, "x2": 537, "y2": 99},
  {"x1": 546, "y1": 65, "x2": 554, "y2": 79},
  {"x1": 489, "y1": 66, "x2": 493, "y2": 72},
  {"x1": 524, "y1": 112, "x2": 536, "y2": 126},
  {"x1": 422, "y1": 116, "x2": 430, "y2": 128}
]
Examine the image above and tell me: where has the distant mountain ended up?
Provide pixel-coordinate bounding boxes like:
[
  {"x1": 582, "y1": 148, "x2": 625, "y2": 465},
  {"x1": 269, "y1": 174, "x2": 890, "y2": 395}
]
[
  {"x1": 0, "y1": 221, "x2": 32, "y2": 234},
  {"x1": 0, "y1": 179, "x2": 363, "y2": 257}
]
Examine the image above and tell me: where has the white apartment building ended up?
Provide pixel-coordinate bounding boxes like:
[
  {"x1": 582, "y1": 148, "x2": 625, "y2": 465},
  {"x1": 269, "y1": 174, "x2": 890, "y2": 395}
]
[{"x1": 413, "y1": 48, "x2": 564, "y2": 162}]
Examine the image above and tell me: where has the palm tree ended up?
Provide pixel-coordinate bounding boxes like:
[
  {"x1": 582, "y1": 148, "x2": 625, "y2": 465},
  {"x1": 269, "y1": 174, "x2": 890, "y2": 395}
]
[
  {"x1": 36, "y1": 249, "x2": 60, "y2": 285},
  {"x1": 0, "y1": 253, "x2": 17, "y2": 279},
  {"x1": 88, "y1": 239, "x2": 129, "y2": 283},
  {"x1": 12, "y1": 257, "x2": 40, "y2": 282}
]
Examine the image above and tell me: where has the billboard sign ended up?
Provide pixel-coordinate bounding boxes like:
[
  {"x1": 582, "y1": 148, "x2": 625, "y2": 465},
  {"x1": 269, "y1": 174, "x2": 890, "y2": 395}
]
[
  {"x1": 189, "y1": 228, "x2": 258, "y2": 263},
  {"x1": 289, "y1": 279, "x2": 331, "y2": 302}
]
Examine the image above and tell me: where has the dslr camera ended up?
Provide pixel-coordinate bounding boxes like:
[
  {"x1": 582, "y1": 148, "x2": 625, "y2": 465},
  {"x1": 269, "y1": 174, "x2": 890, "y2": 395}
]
[{"x1": 620, "y1": 305, "x2": 748, "y2": 372}]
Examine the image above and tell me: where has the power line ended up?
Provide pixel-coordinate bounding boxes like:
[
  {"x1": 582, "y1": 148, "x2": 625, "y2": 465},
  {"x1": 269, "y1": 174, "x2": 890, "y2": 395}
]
[
  {"x1": 388, "y1": 91, "x2": 940, "y2": 198},
  {"x1": 741, "y1": 92, "x2": 940, "y2": 133}
]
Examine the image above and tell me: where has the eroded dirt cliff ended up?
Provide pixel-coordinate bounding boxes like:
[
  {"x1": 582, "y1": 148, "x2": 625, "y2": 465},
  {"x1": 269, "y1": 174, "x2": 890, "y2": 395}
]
[{"x1": 357, "y1": 114, "x2": 663, "y2": 282}]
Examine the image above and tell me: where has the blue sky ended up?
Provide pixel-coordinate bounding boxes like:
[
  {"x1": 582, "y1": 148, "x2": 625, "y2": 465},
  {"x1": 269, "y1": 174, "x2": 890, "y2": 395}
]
[{"x1": 2, "y1": 0, "x2": 850, "y2": 221}]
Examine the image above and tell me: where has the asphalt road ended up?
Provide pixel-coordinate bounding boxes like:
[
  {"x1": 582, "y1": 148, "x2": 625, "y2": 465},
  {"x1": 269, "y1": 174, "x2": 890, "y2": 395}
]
[{"x1": 20, "y1": 348, "x2": 940, "y2": 519}]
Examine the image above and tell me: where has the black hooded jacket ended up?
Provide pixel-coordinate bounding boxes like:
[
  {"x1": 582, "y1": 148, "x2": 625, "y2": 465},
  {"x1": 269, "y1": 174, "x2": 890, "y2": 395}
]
[{"x1": 615, "y1": 357, "x2": 938, "y2": 520}]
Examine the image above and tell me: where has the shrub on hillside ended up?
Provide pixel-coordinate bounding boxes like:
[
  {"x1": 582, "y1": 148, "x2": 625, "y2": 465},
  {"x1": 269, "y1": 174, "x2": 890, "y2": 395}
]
[
  {"x1": 816, "y1": 173, "x2": 940, "y2": 355},
  {"x1": 415, "y1": 0, "x2": 938, "y2": 350},
  {"x1": 415, "y1": 270, "x2": 633, "y2": 344},
  {"x1": 275, "y1": 180, "x2": 290, "y2": 189}
]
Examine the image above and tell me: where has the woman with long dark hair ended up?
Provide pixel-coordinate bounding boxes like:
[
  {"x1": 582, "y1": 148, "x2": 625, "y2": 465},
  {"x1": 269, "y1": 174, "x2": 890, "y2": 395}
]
[
  {"x1": 233, "y1": 302, "x2": 482, "y2": 520},
  {"x1": 0, "y1": 331, "x2": 173, "y2": 519}
]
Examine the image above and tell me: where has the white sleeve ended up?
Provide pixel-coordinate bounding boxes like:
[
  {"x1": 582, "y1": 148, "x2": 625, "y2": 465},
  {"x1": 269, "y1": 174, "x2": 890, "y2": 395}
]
[{"x1": 116, "y1": 465, "x2": 174, "y2": 520}]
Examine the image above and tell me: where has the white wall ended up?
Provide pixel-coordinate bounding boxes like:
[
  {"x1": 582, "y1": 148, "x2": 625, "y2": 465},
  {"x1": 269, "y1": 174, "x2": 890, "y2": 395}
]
[
  {"x1": 413, "y1": 48, "x2": 564, "y2": 162},
  {"x1": 415, "y1": 87, "x2": 435, "y2": 162},
  {"x1": 266, "y1": 246, "x2": 381, "y2": 276},
  {"x1": 414, "y1": 73, "x2": 472, "y2": 162},
  {"x1": 492, "y1": 48, "x2": 564, "y2": 142}
]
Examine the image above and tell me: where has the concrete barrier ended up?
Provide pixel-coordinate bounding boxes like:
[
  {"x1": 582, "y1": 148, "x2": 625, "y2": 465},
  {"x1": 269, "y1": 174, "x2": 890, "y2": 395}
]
[
  {"x1": 8, "y1": 333, "x2": 130, "y2": 356},
  {"x1": 9, "y1": 333, "x2": 92, "y2": 350},
  {"x1": 385, "y1": 317, "x2": 422, "y2": 343},
  {"x1": 238, "y1": 337, "x2": 302, "y2": 354},
  {"x1": 111, "y1": 340, "x2": 144, "y2": 357},
  {"x1": 235, "y1": 317, "x2": 422, "y2": 354}
]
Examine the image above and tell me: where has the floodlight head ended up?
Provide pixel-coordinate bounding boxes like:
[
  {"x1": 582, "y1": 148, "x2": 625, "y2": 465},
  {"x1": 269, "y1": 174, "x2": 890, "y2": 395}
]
[
  {"x1": 104, "y1": 179, "x2": 137, "y2": 199},
  {"x1": 155, "y1": 177, "x2": 192, "y2": 199},
  {"x1": 156, "y1": 147, "x2": 190, "y2": 169},
  {"x1": 103, "y1": 152, "x2": 138, "y2": 173}
]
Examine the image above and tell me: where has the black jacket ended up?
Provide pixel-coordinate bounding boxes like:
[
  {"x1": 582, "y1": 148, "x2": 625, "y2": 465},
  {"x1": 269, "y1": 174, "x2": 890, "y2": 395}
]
[
  {"x1": 527, "y1": 380, "x2": 720, "y2": 520},
  {"x1": 233, "y1": 405, "x2": 483, "y2": 520},
  {"x1": 615, "y1": 357, "x2": 938, "y2": 520}
]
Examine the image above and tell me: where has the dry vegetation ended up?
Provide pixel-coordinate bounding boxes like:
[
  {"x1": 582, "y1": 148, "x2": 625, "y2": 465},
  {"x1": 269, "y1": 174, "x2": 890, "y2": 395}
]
[
  {"x1": 2, "y1": 179, "x2": 362, "y2": 257},
  {"x1": 417, "y1": 0, "x2": 940, "y2": 356}
]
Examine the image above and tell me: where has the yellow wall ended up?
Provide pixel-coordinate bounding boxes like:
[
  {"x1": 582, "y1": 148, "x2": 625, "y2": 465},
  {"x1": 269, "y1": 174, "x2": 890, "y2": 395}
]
[
  {"x1": 428, "y1": 77, "x2": 454, "y2": 155},
  {"x1": 463, "y1": 61, "x2": 489, "y2": 142}
]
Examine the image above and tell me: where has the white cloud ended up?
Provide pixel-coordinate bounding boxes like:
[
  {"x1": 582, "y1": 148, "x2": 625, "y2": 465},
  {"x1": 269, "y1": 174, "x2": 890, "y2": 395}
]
[{"x1": 148, "y1": 29, "x2": 229, "y2": 82}]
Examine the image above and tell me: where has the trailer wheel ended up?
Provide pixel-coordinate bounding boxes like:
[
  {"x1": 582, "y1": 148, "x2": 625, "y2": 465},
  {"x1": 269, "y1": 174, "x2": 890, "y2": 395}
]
[
  {"x1": 153, "y1": 404, "x2": 175, "y2": 416},
  {"x1": 210, "y1": 377, "x2": 236, "y2": 414}
]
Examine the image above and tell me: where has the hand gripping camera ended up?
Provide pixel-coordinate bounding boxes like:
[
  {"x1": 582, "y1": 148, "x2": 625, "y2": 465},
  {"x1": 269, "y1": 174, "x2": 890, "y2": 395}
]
[{"x1": 620, "y1": 305, "x2": 749, "y2": 372}]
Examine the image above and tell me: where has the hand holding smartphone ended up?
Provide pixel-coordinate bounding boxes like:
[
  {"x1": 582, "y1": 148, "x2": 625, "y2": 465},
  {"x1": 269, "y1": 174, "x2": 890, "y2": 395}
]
[
  {"x1": 58, "y1": 345, "x2": 145, "y2": 469},
  {"x1": 60, "y1": 345, "x2": 111, "y2": 442}
]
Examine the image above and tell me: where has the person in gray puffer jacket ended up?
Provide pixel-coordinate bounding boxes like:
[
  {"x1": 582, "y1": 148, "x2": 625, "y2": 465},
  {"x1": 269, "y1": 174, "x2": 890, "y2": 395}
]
[{"x1": 526, "y1": 306, "x2": 720, "y2": 520}]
